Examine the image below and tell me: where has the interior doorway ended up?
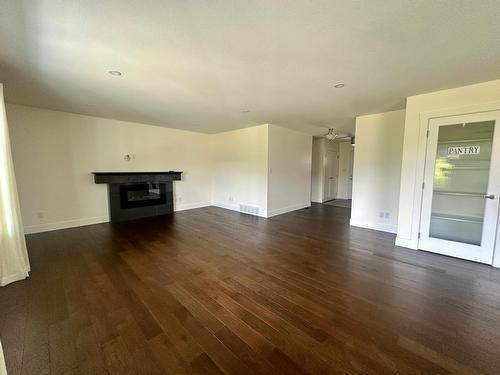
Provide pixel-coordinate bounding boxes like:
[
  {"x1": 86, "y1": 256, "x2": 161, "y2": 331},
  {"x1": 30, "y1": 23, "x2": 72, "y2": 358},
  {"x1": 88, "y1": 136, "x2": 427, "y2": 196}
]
[
  {"x1": 311, "y1": 138, "x2": 354, "y2": 208},
  {"x1": 324, "y1": 149, "x2": 339, "y2": 201},
  {"x1": 418, "y1": 111, "x2": 500, "y2": 264}
]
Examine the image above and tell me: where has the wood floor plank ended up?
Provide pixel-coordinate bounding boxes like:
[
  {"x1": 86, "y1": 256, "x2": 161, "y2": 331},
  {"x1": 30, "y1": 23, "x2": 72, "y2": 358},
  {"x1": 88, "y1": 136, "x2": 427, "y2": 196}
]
[
  {"x1": 148, "y1": 333, "x2": 191, "y2": 374},
  {"x1": 2, "y1": 204, "x2": 500, "y2": 374}
]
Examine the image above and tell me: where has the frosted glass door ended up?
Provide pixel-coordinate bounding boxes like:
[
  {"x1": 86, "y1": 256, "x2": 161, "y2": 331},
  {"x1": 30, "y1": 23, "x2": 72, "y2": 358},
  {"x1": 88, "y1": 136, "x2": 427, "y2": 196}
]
[
  {"x1": 419, "y1": 112, "x2": 500, "y2": 264},
  {"x1": 430, "y1": 121, "x2": 493, "y2": 244}
]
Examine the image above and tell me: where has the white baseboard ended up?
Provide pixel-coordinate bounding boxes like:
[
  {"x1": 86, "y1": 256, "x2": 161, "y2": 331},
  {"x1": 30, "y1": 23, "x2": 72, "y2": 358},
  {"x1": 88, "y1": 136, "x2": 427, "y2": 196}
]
[
  {"x1": 24, "y1": 215, "x2": 109, "y2": 234},
  {"x1": 174, "y1": 201, "x2": 211, "y2": 212},
  {"x1": 395, "y1": 236, "x2": 418, "y2": 250},
  {"x1": 211, "y1": 201, "x2": 239, "y2": 211},
  {"x1": 0, "y1": 265, "x2": 30, "y2": 287},
  {"x1": 22, "y1": 200, "x2": 303, "y2": 235},
  {"x1": 313, "y1": 198, "x2": 329, "y2": 203},
  {"x1": 211, "y1": 201, "x2": 267, "y2": 218},
  {"x1": 349, "y1": 219, "x2": 397, "y2": 234},
  {"x1": 267, "y1": 202, "x2": 311, "y2": 218},
  {"x1": 493, "y1": 255, "x2": 500, "y2": 268},
  {"x1": 23, "y1": 201, "x2": 212, "y2": 235}
]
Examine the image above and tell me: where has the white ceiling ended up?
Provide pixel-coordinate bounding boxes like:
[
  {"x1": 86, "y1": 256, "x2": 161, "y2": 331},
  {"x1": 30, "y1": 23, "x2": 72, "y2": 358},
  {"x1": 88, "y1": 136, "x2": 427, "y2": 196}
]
[{"x1": 2, "y1": 1, "x2": 500, "y2": 135}]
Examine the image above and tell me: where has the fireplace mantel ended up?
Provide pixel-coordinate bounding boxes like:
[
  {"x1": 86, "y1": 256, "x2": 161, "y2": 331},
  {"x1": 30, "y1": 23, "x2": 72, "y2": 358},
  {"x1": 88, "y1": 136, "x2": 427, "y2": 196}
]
[
  {"x1": 91, "y1": 171, "x2": 182, "y2": 222},
  {"x1": 92, "y1": 171, "x2": 182, "y2": 184}
]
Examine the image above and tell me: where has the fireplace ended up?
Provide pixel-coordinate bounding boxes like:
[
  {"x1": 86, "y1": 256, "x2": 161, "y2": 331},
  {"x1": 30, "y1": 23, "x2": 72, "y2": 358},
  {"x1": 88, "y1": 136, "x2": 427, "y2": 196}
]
[
  {"x1": 120, "y1": 183, "x2": 167, "y2": 209},
  {"x1": 92, "y1": 172, "x2": 182, "y2": 222}
]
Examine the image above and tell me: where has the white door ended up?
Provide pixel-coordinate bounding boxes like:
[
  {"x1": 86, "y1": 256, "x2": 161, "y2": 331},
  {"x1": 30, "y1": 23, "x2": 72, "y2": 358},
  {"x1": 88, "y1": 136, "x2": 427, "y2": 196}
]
[
  {"x1": 324, "y1": 150, "x2": 338, "y2": 201},
  {"x1": 419, "y1": 111, "x2": 500, "y2": 264},
  {"x1": 337, "y1": 142, "x2": 351, "y2": 199}
]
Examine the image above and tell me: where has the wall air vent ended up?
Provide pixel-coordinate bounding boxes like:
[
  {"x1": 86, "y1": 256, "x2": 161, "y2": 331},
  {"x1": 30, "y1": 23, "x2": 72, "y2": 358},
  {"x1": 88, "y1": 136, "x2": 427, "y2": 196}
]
[{"x1": 239, "y1": 204, "x2": 260, "y2": 216}]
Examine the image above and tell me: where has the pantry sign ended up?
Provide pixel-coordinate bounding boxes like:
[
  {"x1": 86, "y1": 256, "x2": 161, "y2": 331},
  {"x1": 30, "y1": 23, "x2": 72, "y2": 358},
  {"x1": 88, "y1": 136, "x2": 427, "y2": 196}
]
[{"x1": 447, "y1": 145, "x2": 480, "y2": 156}]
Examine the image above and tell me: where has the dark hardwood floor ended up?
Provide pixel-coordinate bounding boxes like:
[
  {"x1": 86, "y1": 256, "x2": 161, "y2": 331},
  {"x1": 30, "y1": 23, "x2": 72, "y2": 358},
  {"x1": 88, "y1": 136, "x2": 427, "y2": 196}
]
[{"x1": 2, "y1": 204, "x2": 500, "y2": 374}]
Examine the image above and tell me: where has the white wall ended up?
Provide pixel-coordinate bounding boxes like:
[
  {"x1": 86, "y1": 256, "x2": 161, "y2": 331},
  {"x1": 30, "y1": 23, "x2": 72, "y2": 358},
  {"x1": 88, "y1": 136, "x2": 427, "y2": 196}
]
[
  {"x1": 8, "y1": 106, "x2": 315, "y2": 233},
  {"x1": 350, "y1": 109, "x2": 406, "y2": 233},
  {"x1": 396, "y1": 79, "x2": 500, "y2": 267},
  {"x1": 267, "y1": 124, "x2": 312, "y2": 216},
  {"x1": 7, "y1": 104, "x2": 212, "y2": 233},
  {"x1": 210, "y1": 123, "x2": 312, "y2": 218},
  {"x1": 210, "y1": 124, "x2": 269, "y2": 217}
]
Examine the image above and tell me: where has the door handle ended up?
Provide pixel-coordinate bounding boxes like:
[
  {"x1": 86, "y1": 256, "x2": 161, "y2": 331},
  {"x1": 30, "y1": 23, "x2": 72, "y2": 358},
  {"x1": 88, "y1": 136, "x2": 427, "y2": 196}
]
[{"x1": 484, "y1": 194, "x2": 497, "y2": 199}]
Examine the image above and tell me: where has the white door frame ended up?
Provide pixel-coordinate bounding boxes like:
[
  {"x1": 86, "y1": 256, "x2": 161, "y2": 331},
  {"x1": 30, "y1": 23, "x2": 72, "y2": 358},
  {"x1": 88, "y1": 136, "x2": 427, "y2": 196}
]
[
  {"x1": 409, "y1": 101, "x2": 500, "y2": 268},
  {"x1": 395, "y1": 101, "x2": 500, "y2": 268},
  {"x1": 418, "y1": 111, "x2": 500, "y2": 264}
]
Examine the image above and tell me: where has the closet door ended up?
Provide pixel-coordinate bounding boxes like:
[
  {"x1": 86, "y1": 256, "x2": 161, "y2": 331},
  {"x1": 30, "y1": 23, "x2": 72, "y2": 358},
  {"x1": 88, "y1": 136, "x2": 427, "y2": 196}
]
[{"x1": 419, "y1": 111, "x2": 500, "y2": 264}]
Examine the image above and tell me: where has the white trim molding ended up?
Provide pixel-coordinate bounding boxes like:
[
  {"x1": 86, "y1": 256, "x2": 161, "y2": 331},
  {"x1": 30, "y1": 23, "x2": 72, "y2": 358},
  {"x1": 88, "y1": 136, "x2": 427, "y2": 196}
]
[
  {"x1": 402, "y1": 101, "x2": 500, "y2": 262},
  {"x1": 174, "y1": 201, "x2": 211, "y2": 212},
  {"x1": 395, "y1": 236, "x2": 419, "y2": 249},
  {"x1": 211, "y1": 201, "x2": 240, "y2": 212},
  {"x1": 24, "y1": 215, "x2": 109, "y2": 234},
  {"x1": 267, "y1": 202, "x2": 311, "y2": 218},
  {"x1": 310, "y1": 199, "x2": 323, "y2": 203},
  {"x1": 211, "y1": 201, "x2": 268, "y2": 218},
  {"x1": 23, "y1": 202, "x2": 213, "y2": 234},
  {"x1": 493, "y1": 255, "x2": 500, "y2": 268},
  {"x1": 350, "y1": 219, "x2": 397, "y2": 234}
]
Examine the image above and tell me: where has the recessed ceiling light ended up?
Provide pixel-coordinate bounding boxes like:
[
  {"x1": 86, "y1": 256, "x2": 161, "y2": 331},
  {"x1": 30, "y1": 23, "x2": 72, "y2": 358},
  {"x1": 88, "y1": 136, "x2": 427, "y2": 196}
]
[
  {"x1": 108, "y1": 70, "x2": 122, "y2": 76},
  {"x1": 240, "y1": 110, "x2": 250, "y2": 113},
  {"x1": 334, "y1": 83, "x2": 345, "y2": 88}
]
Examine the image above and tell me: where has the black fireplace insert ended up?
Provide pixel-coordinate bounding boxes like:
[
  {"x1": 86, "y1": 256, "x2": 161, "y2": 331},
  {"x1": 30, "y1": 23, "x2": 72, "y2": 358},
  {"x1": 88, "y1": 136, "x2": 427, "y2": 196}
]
[
  {"x1": 92, "y1": 171, "x2": 182, "y2": 222},
  {"x1": 120, "y1": 183, "x2": 167, "y2": 209}
]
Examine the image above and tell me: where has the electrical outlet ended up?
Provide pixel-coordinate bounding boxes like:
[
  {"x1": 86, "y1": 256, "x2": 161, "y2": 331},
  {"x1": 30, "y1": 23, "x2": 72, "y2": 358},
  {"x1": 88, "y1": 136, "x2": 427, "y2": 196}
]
[
  {"x1": 37, "y1": 211, "x2": 44, "y2": 219},
  {"x1": 384, "y1": 212, "x2": 390, "y2": 219},
  {"x1": 228, "y1": 196, "x2": 235, "y2": 202}
]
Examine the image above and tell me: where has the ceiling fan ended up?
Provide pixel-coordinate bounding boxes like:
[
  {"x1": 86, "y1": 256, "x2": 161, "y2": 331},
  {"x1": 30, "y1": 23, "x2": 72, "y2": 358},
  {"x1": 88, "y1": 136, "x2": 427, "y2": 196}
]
[{"x1": 324, "y1": 128, "x2": 351, "y2": 141}]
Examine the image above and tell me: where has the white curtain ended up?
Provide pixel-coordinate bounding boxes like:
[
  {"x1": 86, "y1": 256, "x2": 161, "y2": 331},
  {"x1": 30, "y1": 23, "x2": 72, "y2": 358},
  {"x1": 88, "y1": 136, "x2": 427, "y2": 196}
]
[
  {"x1": 0, "y1": 339, "x2": 6, "y2": 375},
  {"x1": 0, "y1": 83, "x2": 30, "y2": 286}
]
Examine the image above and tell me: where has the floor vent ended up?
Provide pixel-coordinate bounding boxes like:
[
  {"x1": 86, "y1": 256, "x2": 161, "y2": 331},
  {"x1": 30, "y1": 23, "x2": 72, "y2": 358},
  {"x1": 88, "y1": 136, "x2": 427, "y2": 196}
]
[{"x1": 239, "y1": 204, "x2": 259, "y2": 216}]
